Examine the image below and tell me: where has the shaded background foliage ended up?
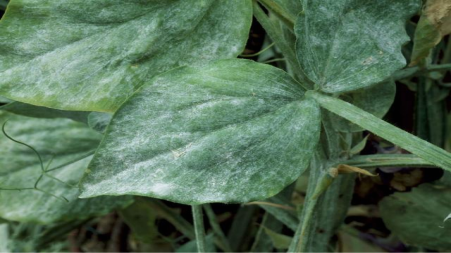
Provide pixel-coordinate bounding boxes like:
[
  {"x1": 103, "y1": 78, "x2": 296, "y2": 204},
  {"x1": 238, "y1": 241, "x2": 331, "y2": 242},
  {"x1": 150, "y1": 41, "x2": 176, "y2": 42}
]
[{"x1": 0, "y1": 0, "x2": 450, "y2": 252}]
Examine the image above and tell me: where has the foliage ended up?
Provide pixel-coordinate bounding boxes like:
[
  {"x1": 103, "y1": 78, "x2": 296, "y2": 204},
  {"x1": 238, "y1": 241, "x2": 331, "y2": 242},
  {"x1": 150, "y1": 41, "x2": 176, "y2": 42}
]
[{"x1": 0, "y1": 0, "x2": 450, "y2": 252}]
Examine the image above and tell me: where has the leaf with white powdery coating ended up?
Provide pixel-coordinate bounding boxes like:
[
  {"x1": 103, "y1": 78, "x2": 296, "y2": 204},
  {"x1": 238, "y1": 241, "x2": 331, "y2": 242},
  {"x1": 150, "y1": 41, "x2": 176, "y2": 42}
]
[
  {"x1": 0, "y1": 0, "x2": 252, "y2": 112},
  {"x1": 0, "y1": 112, "x2": 133, "y2": 224},
  {"x1": 80, "y1": 59, "x2": 321, "y2": 204},
  {"x1": 295, "y1": 0, "x2": 420, "y2": 93}
]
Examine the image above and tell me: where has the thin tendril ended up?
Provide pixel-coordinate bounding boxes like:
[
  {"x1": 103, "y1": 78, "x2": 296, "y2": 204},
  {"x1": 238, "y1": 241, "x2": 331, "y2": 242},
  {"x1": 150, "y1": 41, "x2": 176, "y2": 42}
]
[
  {"x1": 2, "y1": 121, "x2": 45, "y2": 172},
  {"x1": 263, "y1": 58, "x2": 286, "y2": 64},
  {"x1": 44, "y1": 174, "x2": 77, "y2": 188},
  {"x1": 46, "y1": 151, "x2": 95, "y2": 172},
  {"x1": 35, "y1": 188, "x2": 69, "y2": 202},
  {"x1": 34, "y1": 174, "x2": 44, "y2": 189},
  {"x1": 1, "y1": 121, "x2": 70, "y2": 202}
]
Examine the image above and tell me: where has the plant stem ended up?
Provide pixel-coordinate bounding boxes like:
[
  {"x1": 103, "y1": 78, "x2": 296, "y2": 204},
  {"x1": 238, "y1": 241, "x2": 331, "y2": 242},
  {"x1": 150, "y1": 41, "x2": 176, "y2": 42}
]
[
  {"x1": 307, "y1": 91, "x2": 451, "y2": 171},
  {"x1": 288, "y1": 172, "x2": 334, "y2": 252},
  {"x1": 257, "y1": 0, "x2": 295, "y2": 29},
  {"x1": 192, "y1": 205, "x2": 206, "y2": 252},
  {"x1": 393, "y1": 63, "x2": 451, "y2": 80},
  {"x1": 203, "y1": 204, "x2": 232, "y2": 252},
  {"x1": 346, "y1": 154, "x2": 436, "y2": 168},
  {"x1": 252, "y1": 1, "x2": 312, "y2": 88}
]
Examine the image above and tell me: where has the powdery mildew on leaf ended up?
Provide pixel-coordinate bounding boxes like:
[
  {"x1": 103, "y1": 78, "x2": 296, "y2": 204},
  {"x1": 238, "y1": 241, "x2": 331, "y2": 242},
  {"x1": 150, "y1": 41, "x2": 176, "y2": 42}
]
[
  {"x1": 0, "y1": 112, "x2": 133, "y2": 224},
  {"x1": 295, "y1": 0, "x2": 420, "y2": 93},
  {"x1": 80, "y1": 59, "x2": 321, "y2": 204},
  {"x1": 0, "y1": 0, "x2": 252, "y2": 112}
]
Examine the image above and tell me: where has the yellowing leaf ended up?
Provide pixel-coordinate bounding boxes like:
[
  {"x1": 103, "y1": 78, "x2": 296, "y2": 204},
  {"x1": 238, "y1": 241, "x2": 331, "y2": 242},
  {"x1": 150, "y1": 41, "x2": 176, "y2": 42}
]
[{"x1": 411, "y1": 0, "x2": 451, "y2": 65}]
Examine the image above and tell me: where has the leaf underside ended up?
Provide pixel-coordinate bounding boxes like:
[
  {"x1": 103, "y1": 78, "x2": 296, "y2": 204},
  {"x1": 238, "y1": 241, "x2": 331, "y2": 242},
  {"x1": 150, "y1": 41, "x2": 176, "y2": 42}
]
[
  {"x1": 81, "y1": 59, "x2": 321, "y2": 204},
  {"x1": 0, "y1": 112, "x2": 133, "y2": 224},
  {"x1": 0, "y1": 0, "x2": 252, "y2": 112}
]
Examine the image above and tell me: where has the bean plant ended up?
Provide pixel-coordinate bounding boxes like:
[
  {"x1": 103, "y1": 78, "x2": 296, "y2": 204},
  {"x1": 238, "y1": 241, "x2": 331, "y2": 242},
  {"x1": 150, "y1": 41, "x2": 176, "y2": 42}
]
[{"x1": 0, "y1": 0, "x2": 450, "y2": 252}]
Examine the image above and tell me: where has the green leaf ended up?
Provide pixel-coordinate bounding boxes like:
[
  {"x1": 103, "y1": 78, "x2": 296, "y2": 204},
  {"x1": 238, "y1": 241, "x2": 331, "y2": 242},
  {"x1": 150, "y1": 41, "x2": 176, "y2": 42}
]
[
  {"x1": 257, "y1": 192, "x2": 299, "y2": 231},
  {"x1": 80, "y1": 59, "x2": 321, "y2": 204},
  {"x1": 251, "y1": 213, "x2": 283, "y2": 252},
  {"x1": 295, "y1": 0, "x2": 420, "y2": 93},
  {"x1": 119, "y1": 197, "x2": 159, "y2": 243},
  {"x1": 0, "y1": 112, "x2": 133, "y2": 224},
  {"x1": 262, "y1": 227, "x2": 292, "y2": 250},
  {"x1": 380, "y1": 183, "x2": 451, "y2": 251},
  {"x1": 0, "y1": 0, "x2": 252, "y2": 112},
  {"x1": 1, "y1": 102, "x2": 90, "y2": 123},
  {"x1": 350, "y1": 135, "x2": 369, "y2": 155}
]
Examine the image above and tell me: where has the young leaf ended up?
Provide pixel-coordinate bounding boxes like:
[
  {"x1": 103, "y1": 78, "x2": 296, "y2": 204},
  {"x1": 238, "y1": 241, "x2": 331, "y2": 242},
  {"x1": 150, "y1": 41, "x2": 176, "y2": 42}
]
[
  {"x1": 380, "y1": 183, "x2": 451, "y2": 251},
  {"x1": 295, "y1": 0, "x2": 420, "y2": 93},
  {"x1": 0, "y1": 0, "x2": 252, "y2": 112},
  {"x1": 80, "y1": 59, "x2": 321, "y2": 204},
  {"x1": 119, "y1": 198, "x2": 159, "y2": 244},
  {"x1": 262, "y1": 227, "x2": 292, "y2": 250},
  {"x1": 0, "y1": 112, "x2": 133, "y2": 224},
  {"x1": 2, "y1": 102, "x2": 90, "y2": 123}
]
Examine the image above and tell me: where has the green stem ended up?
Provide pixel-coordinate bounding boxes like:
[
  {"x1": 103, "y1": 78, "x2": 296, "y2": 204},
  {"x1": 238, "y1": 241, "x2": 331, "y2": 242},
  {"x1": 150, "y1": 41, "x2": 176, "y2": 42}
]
[
  {"x1": 346, "y1": 154, "x2": 435, "y2": 168},
  {"x1": 257, "y1": 0, "x2": 295, "y2": 29},
  {"x1": 252, "y1": 1, "x2": 311, "y2": 88},
  {"x1": 192, "y1": 205, "x2": 206, "y2": 253},
  {"x1": 288, "y1": 172, "x2": 334, "y2": 252},
  {"x1": 240, "y1": 42, "x2": 275, "y2": 58},
  {"x1": 393, "y1": 63, "x2": 451, "y2": 80},
  {"x1": 307, "y1": 91, "x2": 451, "y2": 171},
  {"x1": 203, "y1": 204, "x2": 232, "y2": 252}
]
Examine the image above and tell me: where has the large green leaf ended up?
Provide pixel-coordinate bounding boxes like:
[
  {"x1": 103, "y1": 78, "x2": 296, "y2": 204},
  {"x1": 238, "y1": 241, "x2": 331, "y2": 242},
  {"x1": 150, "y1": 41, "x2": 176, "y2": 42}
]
[
  {"x1": 80, "y1": 59, "x2": 321, "y2": 204},
  {"x1": 295, "y1": 0, "x2": 420, "y2": 93},
  {"x1": 0, "y1": 112, "x2": 133, "y2": 224},
  {"x1": 0, "y1": 0, "x2": 252, "y2": 112},
  {"x1": 380, "y1": 183, "x2": 451, "y2": 251}
]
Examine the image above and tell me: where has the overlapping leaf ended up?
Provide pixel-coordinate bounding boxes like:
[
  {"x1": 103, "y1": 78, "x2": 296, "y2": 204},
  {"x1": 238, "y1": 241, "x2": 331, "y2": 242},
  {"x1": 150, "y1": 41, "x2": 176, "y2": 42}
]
[
  {"x1": 0, "y1": 112, "x2": 133, "y2": 224},
  {"x1": 0, "y1": 0, "x2": 252, "y2": 112},
  {"x1": 295, "y1": 0, "x2": 420, "y2": 93},
  {"x1": 411, "y1": 0, "x2": 451, "y2": 65},
  {"x1": 80, "y1": 59, "x2": 321, "y2": 204},
  {"x1": 380, "y1": 183, "x2": 451, "y2": 251}
]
